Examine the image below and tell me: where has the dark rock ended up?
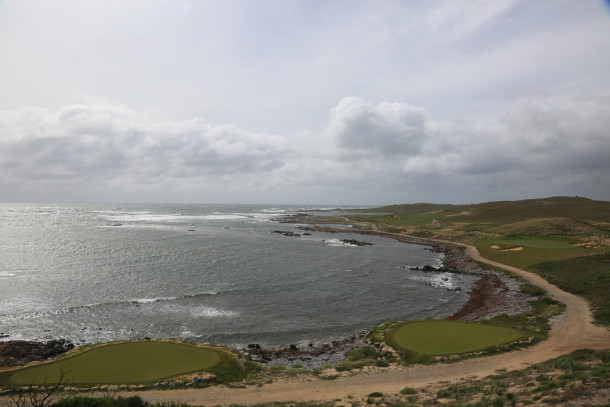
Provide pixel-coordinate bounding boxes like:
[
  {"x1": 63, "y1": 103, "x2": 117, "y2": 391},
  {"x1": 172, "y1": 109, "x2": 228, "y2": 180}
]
[
  {"x1": 272, "y1": 230, "x2": 300, "y2": 237},
  {"x1": 0, "y1": 339, "x2": 75, "y2": 368},
  {"x1": 340, "y1": 239, "x2": 372, "y2": 246}
]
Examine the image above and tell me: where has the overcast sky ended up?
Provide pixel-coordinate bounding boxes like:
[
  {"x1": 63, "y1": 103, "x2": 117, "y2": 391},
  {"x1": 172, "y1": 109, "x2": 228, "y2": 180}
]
[{"x1": 1, "y1": 0, "x2": 610, "y2": 205}]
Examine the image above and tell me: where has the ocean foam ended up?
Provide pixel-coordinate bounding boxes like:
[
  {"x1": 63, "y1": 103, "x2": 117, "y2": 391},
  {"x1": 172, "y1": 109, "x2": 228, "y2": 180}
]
[
  {"x1": 132, "y1": 297, "x2": 178, "y2": 304},
  {"x1": 200, "y1": 214, "x2": 252, "y2": 220},
  {"x1": 408, "y1": 272, "x2": 455, "y2": 289},
  {"x1": 323, "y1": 238, "x2": 357, "y2": 247},
  {"x1": 98, "y1": 211, "x2": 256, "y2": 223},
  {"x1": 191, "y1": 306, "x2": 237, "y2": 318}
]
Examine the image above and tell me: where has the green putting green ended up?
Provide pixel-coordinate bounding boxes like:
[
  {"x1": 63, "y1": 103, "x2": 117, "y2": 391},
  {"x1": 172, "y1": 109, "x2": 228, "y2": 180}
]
[
  {"x1": 387, "y1": 320, "x2": 525, "y2": 355},
  {"x1": 1, "y1": 341, "x2": 221, "y2": 385}
]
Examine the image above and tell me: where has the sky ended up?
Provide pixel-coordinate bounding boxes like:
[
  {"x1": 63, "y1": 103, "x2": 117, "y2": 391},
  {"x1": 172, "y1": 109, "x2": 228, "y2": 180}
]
[{"x1": 1, "y1": 0, "x2": 610, "y2": 205}]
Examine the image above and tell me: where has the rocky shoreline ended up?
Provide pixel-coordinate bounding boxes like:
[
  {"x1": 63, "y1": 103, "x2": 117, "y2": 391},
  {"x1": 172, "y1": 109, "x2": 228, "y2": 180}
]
[
  {"x1": 238, "y1": 332, "x2": 368, "y2": 370},
  {"x1": 0, "y1": 339, "x2": 74, "y2": 369},
  {"x1": 0, "y1": 218, "x2": 532, "y2": 372},
  {"x1": 230, "y1": 231, "x2": 532, "y2": 369}
]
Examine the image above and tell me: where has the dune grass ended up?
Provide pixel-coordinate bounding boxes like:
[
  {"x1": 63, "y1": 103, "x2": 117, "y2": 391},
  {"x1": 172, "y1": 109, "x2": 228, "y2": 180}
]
[
  {"x1": 386, "y1": 320, "x2": 525, "y2": 356},
  {"x1": 0, "y1": 341, "x2": 228, "y2": 385}
]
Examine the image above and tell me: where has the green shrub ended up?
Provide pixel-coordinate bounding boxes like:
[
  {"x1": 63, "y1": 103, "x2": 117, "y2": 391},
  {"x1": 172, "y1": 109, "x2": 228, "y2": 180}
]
[
  {"x1": 269, "y1": 365, "x2": 286, "y2": 371},
  {"x1": 399, "y1": 387, "x2": 417, "y2": 395},
  {"x1": 519, "y1": 283, "x2": 546, "y2": 297},
  {"x1": 244, "y1": 360, "x2": 264, "y2": 373},
  {"x1": 53, "y1": 396, "x2": 147, "y2": 407},
  {"x1": 346, "y1": 347, "x2": 380, "y2": 361}
]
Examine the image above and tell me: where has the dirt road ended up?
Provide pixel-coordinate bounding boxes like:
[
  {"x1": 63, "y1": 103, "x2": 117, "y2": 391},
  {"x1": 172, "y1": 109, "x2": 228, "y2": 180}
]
[{"x1": 64, "y1": 244, "x2": 610, "y2": 405}]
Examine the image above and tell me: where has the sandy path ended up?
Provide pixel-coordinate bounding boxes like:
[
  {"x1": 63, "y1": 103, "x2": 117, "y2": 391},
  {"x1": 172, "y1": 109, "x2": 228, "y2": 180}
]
[{"x1": 51, "y1": 244, "x2": 610, "y2": 405}]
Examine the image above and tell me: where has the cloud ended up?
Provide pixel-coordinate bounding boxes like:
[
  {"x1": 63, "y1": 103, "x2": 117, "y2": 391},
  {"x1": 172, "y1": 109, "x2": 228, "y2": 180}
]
[
  {"x1": 0, "y1": 105, "x2": 286, "y2": 192},
  {"x1": 401, "y1": 94, "x2": 610, "y2": 195},
  {"x1": 0, "y1": 94, "x2": 609, "y2": 204},
  {"x1": 423, "y1": 0, "x2": 523, "y2": 43},
  {"x1": 328, "y1": 97, "x2": 427, "y2": 157}
]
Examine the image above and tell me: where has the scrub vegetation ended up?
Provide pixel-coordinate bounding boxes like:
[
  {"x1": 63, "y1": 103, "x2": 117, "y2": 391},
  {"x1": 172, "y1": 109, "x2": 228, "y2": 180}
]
[{"x1": 4, "y1": 349, "x2": 609, "y2": 407}]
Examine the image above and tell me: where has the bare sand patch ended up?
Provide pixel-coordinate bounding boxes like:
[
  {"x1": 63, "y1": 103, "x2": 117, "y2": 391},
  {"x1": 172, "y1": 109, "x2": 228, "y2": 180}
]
[
  {"x1": 446, "y1": 210, "x2": 473, "y2": 217},
  {"x1": 502, "y1": 246, "x2": 523, "y2": 251}
]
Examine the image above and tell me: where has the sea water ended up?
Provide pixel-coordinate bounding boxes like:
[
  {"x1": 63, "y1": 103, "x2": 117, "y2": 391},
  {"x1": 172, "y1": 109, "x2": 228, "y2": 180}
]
[{"x1": 0, "y1": 203, "x2": 476, "y2": 347}]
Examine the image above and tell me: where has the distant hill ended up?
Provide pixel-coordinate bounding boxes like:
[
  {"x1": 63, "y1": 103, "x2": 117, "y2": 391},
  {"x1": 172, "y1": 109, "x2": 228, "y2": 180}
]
[{"x1": 370, "y1": 196, "x2": 610, "y2": 226}]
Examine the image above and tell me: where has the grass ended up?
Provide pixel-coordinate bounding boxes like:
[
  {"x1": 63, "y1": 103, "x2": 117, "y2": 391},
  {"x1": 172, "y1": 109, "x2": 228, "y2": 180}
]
[
  {"x1": 350, "y1": 212, "x2": 448, "y2": 227},
  {"x1": 484, "y1": 236, "x2": 578, "y2": 249},
  {"x1": 476, "y1": 236, "x2": 588, "y2": 268},
  {"x1": 531, "y1": 252, "x2": 610, "y2": 325},
  {"x1": 0, "y1": 341, "x2": 243, "y2": 385},
  {"x1": 385, "y1": 320, "x2": 525, "y2": 356}
]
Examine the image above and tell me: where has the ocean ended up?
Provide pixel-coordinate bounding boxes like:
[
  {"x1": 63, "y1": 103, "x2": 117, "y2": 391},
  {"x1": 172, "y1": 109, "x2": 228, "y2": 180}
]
[{"x1": 0, "y1": 203, "x2": 476, "y2": 348}]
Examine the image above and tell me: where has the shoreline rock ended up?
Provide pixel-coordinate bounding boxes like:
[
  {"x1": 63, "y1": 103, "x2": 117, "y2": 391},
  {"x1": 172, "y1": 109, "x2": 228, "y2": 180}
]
[
  {"x1": 0, "y1": 339, "x2": 75, "y2": 368},
  {"x1": 239, "y1": 332, "x2": 367, "y2": 370}
]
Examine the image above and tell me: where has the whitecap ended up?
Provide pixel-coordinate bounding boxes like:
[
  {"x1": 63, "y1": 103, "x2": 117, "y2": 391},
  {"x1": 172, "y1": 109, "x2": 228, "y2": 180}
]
[
  {"x1": 199, "y1": 214, "x2": 251, "y2": 220},
  {"x1": 0, "y1": 272, "x2": 16, "y2": 278},
  {"x1": 261, "y1": 208, "x2": 288, "y2": 213},
  {"x1": 132, "y1": 297, "x2": 178, "y2": 304},
  {"x1": 100, "y1": 213, "x2": 184, "y2": 222},
  {"x1": 190, "y1": 306, "x2": 237, "y2": 318},
  {"x1": 408, "y1": 272, "x2": 455, "y2": 289},
  {"x1": 323, "y1": 238, "x2": 356, "y2": 247}
]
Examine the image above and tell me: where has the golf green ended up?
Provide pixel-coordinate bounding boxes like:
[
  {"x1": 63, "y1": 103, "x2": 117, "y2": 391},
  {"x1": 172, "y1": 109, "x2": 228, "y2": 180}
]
[
  {"x1": 388, "y1": 320, "x2": 525, "y2": 355},
  {"x1": 2, "y1": 341, "x2": 221, "y2": 385}
]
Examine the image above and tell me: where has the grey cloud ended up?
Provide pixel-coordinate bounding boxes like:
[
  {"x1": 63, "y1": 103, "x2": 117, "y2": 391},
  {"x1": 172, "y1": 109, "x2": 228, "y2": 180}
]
[
  {"x1": 402, "y1": 95, "x2": 610, "y2": 192},
  {"x1": 0, "y1": 105, "x2": 286, "y2": 187},
  {"x1": 328, "y1": 97, "x2": 427, "y2": 156},
  {"x1": 1, "y1": 95, "x2": 608, "y2": 205}
]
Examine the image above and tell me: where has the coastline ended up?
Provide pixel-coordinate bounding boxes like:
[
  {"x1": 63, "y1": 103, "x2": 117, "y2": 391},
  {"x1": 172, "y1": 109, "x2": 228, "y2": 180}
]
[
  {"x1": 0, "y1": 223, "x2": 530, "y2": 372},
  {"x1": 233, "y1": 228, "x2": 531, "y2": 370},
  {"x1": 2, "y1": 234, "x2": 609, "y2": 406}
]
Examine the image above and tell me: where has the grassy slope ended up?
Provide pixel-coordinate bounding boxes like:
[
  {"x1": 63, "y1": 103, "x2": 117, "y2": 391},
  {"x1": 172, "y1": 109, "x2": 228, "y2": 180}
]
[
  {"x1": 531, "y1": 253, "x2": 610, "y2": 325},
  {"x1": 451, "y1": 196, "x2": 610, "y2": 224},
  {"x1": 353, "y1": 196, "x2": 610, "y2": 325}
]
